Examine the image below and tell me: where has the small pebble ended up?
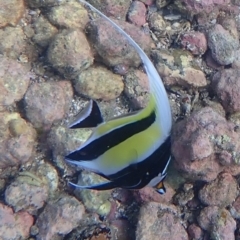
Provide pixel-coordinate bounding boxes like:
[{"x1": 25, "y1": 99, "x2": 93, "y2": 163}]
[
  {"x1": 181, "y1": 31, "x2": 207, "y2": 55},
  {"x1": 128, "y1": 1, "x2": 147, "y2": 26},
  {"x1": 187, "y1": 223, "x2": 204, "y2": 240}
]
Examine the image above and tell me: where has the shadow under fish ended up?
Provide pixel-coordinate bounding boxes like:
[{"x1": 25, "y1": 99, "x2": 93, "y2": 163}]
[{"x1": 65, "y1": 0, "x2": 172, "y2": 194}]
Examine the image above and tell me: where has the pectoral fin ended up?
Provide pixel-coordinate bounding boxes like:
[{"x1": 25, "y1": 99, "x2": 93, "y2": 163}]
[
  {"x1": 154, "y1": 176, "x2": 166, "y2": 194},
  {"x1": 68, "y1": 180, "x2": 119, "y2": 190},
  {"x1": 68, "y1": 173, "x2": 142, "y2": 191},
  {"x1": 69, "y1": 100, "x2": 103, "y2": 129}
]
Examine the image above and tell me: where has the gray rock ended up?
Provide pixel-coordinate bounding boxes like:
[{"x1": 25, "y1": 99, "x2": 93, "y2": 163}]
[
  {"x1": 74, "y1": 66, "x2": 124, "y2": 100},
  {"x1": 47, "y1": 30, "x2": 94, "y2": 78},
  {"x1": 208, "y1": 24, "x2": 239, "y2": 65}
]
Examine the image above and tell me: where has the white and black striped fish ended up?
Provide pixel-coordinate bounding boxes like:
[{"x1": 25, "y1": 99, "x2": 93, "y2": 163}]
[{"x1": 65, "y1": 0, "x2": 172, "y2": 194}]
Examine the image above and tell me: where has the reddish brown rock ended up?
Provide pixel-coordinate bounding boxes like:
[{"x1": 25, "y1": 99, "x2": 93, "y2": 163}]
[
  {"x1": 181, "y1": 31, "x2": 207, "y2": 55},
  {"x1": 187, "y1": 224, "x2": 203, "y2": 240},
  {"x1": 0, "y1": 57, "x2": 31, "y2": 106},
  {"x1": 136, "y1": 202, "x2": 188, "y2": 240},
  {"x1": 212, "y1": 209, "x2": 236, "y2": 240},
  {"x1": 88, "y1": 18, "x2": 152, "y2": 68},
  {"x1": 128, "y1": 1, "x2": 146, "y2": 26},
  {"x1": 36, "y1": 195, "x2": 85, "y2": 240},
  {"x1": 0, "y1": 0, "x2": 25, "y2": 28},
  {"x1": 74, "y1": 66, "x2": 124, "y2": 100},
  {"x1": 208, "y1": 24, "x2": 239, "y2": 65},
  {"x1": 198, "y1": 172, "x2": 238, "y2": 207},
  {"x1": 211, "y1": 209, "x2": 236, "y2": 240},
  {"x1": 198, "y1": 206, "x2": 236, "y2": 239},
  {"x1": 172, "y1": 107, "x2": 240, "y2": 182},
  {"x1": 87, "y1": 0, "x2": 131, "y2": 19},
  {"x1": 212, "y1": 68, "x2": 240, "y2": 114},
  {"x1": 198, "y1": 206, "x2": 219, "y2": 231},
  {"x1": 47, "y1": 30, "x2": 94, "y2": 78},
  {"x1": 0, "y1": 203, "x2": 34, "y2": 240},
  {"x1": 24, "y1": 81, "x2": 73, "y2": 129},
  {"x1": 0, "y1": 112, "x2": 36, "y2": 169}
]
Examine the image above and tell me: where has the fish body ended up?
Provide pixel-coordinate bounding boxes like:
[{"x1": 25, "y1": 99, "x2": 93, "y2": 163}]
[{"x1": 65, "y1": 0, "x2": 172, "y2": 194}]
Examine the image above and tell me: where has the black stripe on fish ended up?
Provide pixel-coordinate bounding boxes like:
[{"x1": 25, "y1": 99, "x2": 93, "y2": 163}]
[
  {"x1": 104, "y1": 136, "x2": 171, "y2": 185},
  {"x1": 70, "y1": 136, "x2": 171, "y2": 191},
  {"x1": 66, "y1": 109, "x2": 156, "y2": 161},
  {"x1": 69, "y1": 100, "x2": 103, "y2": 129}
]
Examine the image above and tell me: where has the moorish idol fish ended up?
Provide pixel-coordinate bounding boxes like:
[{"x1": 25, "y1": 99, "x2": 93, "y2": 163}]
[{"x1": 65, "y1": 0, "x2": 172, "y2": 194}]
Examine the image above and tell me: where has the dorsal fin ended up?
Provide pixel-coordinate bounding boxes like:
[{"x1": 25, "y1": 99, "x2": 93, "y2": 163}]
[{"x1": 78, "y1": 0, "x2": 172, "y2": 137}]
